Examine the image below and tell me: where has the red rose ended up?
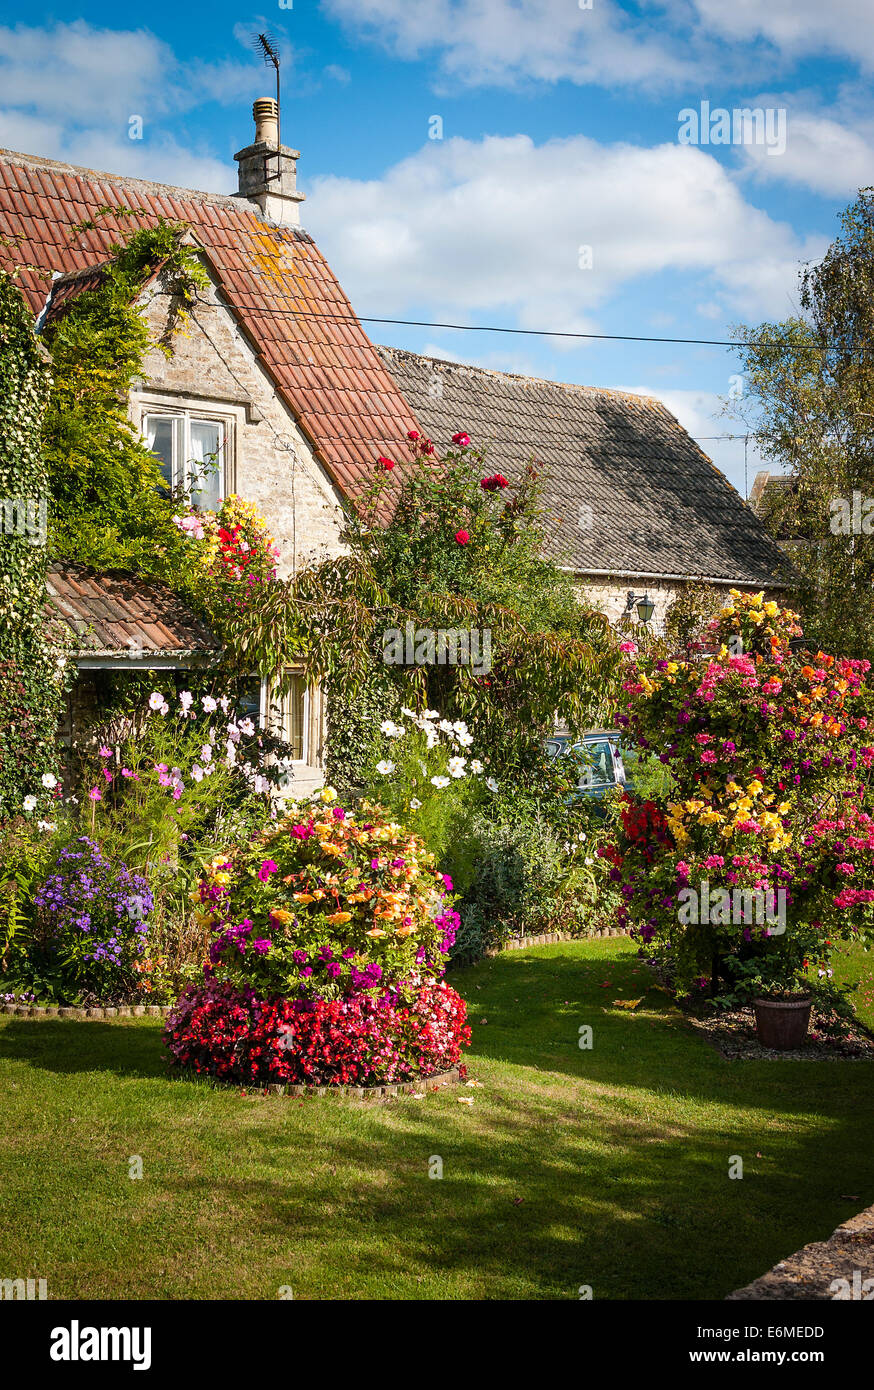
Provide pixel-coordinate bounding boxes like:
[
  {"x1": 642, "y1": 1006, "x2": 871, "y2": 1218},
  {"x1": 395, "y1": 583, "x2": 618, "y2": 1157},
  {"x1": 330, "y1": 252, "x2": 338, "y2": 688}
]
[
  {"x1": 377, "y1": 456, "x2": 395, "y2": 470},
  {"x1": 407, "y1": 430, "x2": 420, "y2": 441},
  {"x1": 421, "y1": 438, "x2": 435, "y2": 455},
  {"x1": 455, "y1": 529, "x2": 470, "y2": 545},
  {"x1": 452, "y1": 432, "x2": 471, "y2": 447}
]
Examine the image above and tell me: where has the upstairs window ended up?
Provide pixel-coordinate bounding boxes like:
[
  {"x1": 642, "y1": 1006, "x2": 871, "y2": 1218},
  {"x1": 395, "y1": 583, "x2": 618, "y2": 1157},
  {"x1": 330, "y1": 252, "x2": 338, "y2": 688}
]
[{"x1": 145, "y1": 412, "x2": 224, "y2": 512}]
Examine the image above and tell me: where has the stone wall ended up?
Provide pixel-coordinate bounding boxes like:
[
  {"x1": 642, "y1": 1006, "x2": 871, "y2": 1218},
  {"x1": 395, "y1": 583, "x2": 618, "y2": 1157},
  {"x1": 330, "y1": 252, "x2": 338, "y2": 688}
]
[{"x1": 134, "y1": 265, "x2": 347, "y2": 580}]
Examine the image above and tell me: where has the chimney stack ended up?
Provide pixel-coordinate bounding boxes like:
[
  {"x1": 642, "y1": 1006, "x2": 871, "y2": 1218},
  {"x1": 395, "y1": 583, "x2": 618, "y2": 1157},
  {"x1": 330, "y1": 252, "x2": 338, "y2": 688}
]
[{"x1": 234, "y1": 99, "x2": 305, "y2": 228}]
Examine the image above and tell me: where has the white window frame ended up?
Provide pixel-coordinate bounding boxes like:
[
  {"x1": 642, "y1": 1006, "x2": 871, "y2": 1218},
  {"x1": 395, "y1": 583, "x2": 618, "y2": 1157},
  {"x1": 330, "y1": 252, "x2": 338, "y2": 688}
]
[{"x1": 141, "y1": 406, "x2": 233, "y2": 510}]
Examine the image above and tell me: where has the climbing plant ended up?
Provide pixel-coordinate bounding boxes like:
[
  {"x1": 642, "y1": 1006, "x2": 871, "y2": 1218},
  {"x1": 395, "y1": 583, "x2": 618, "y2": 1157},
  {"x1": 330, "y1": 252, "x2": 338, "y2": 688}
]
[{"x1": 0, "y1": 267, "x2": 67, "y2": 817}]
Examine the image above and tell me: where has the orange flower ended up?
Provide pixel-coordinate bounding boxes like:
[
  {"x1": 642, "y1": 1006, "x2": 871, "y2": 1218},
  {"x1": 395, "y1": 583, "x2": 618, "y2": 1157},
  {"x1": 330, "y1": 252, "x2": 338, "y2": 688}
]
[{"x1": 327, "y1": 911, "x2": 352, "y2": 925}]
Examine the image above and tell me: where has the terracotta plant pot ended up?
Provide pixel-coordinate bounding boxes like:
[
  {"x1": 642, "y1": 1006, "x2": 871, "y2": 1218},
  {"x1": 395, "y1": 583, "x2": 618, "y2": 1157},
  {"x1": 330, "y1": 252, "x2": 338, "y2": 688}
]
[{"x1": 753, "y1": 995, "x2": 812, "y2": 1050}]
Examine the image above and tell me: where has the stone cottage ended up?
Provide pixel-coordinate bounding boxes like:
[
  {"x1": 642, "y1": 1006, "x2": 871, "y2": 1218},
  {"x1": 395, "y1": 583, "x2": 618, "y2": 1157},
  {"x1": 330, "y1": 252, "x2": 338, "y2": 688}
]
[{"x1": 0, "y1": 99, "x2": 790, "y2": 788}]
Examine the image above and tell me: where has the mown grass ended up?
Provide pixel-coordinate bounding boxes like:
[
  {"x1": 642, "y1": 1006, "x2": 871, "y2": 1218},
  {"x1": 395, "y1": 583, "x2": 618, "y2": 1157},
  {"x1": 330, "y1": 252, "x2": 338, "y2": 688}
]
[{"x1": 1, "y1": 937, "x2": 872, "y2": 1301}]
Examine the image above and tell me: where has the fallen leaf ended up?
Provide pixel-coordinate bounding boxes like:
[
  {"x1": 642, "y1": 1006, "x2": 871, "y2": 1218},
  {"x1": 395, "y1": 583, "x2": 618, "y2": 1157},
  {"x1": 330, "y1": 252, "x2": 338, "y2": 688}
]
[{"x1": 612, "y1": 998, "x2": 643, "y2": 1010}]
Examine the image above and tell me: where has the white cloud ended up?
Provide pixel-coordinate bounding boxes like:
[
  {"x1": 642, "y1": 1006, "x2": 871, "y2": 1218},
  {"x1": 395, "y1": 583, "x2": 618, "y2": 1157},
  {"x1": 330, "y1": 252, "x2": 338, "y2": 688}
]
[
  {"x1": 689, "y1": 0, "x2": 874, "y2": 69},
  {"x1": 734, "y1": 97, "x2": 874, "y2": 197},
  {"x1": 321, "y1": 0, "x2": 695, "y2": 91},
  {"x1": 0, "y1": 108, "x2": 234, "y2": 193},
  {"x1": 304, "y1": 133, "x2": 826, "y2": 335}
]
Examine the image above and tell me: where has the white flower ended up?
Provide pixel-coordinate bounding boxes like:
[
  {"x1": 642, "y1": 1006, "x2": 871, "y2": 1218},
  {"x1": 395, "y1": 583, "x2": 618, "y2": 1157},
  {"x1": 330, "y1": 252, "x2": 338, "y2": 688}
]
[
  {"x1": 380, "y1": 719, "x2": 403, "y2": 737},
  {"x1": 220, "y1": 697, "x2": 230, "y2": 714},
  {"x1": 22, "y1": 795, "x2": 37, "y2": 813},
  {"x1": 486, "y1": 777, "x2": 499, "y2": 793},
  {"x1": 202, "y1": 696, "x2": 218, "y2": 713},
  {"x1": 254, "y1": 775, "x2": 270, "y2": 794},
  {"x1": 409, "y1": 798, "x2": 422, "y2": 810},
  {"x1": 37, "y1": 821, "x2": 56, "y2": 833},
  {"x1": 430, "y1": 775, "x2": 450, "y2": 788},
  {"x1": 456, "y1": 731, "x2": 474, "y2": 747},
  {"x1": 400, "y1": 706, "x2": 416, "y2": 719},
  {"x1": 179, "y1": 691, "x2": 193, "y2": 711},
  {"x1": 41, "y1": 772, "x2": 57, "y2": 790},
  {"x1": 148, "y1": 692, "x2": 164, "y2": 711},
  {"x1": 375, "y1": 760, "x2": 395, "y2": 775},
  {"x1": 585, "y1": 857, "x2": 594, "y2": 866},
  {"x1": 425, "y1": 731, "x2": 439, "y2": 750},
  {"x1": 226, "y1": 741, "x2": 237, "y2": 767},
  {"x1": 160, "y1": 702, "x2": 169, "y2": 716},
  {"x1": 424, "y1": 709, "x2": 440, "y2": 720},
  {"x1": 469, "y1": 759, "x2": 484, "y2": 774},
  {"x1": 226, "y1": 723, "x2": 241, "y2": 744},
  {"x1": 447, "y1": 756, "x2": 467, "y2": 778},
  {"x1": 191, "y1": 764, "x2": 205, "y2": 783},
  {"x1": 239, "y1": 717, "x2": 256, "y2": 736},
  {"x1": 201, "y1": 744, "x2": 213, "y2": 764},
  {"x1": 439, "y1": 719, "x2": 454, "y2": 734},
  {"x1": 452, "y1": 720, "x2": 468, "y2": 735}
]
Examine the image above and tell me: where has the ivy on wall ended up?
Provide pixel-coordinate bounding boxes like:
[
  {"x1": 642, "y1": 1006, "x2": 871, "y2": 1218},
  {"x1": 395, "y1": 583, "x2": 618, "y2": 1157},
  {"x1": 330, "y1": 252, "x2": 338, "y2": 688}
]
[{"x1": 0, "y1": 268, "x2": 67, "y2": 816}]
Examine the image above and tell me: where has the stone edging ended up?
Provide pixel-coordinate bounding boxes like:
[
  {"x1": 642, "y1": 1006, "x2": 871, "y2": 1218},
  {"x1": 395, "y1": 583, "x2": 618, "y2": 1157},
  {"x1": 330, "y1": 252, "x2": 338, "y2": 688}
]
[
  {"x1": 254, "y1": 1066, "x2": 462, "y2": 1101},
  {"x1": 484, "y1": 927, "x2": 629, "y2": 956},
  {"x1": 726, "y1": 1204, "x2": 874, "y2": 1300},
  {"x1": 1, "y1": 1003, "x2": 172, "y2": 1018}
]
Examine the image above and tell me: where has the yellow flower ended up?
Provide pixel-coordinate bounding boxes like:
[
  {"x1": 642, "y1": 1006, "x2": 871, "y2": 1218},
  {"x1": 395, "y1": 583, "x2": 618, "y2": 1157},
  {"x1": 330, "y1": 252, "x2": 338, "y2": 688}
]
[
  {"x1": 747, "y1": 780, "x2": 763, "y2": 796},
  {"x1": 326, "y1": 911, "x2": 352, "y2": 925},
  {"x1": 763, "y1": 601, "x2": 779, "y2": 617},
  {"x1": 320, "y1": 786, "x2": 338, "y2": 803}
]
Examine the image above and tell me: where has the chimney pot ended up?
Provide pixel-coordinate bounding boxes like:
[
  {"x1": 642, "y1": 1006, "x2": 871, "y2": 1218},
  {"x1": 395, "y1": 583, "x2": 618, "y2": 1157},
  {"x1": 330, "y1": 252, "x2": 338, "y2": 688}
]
[{"x1": 253, "y1": 98, "x2": 279, "y2": 147}]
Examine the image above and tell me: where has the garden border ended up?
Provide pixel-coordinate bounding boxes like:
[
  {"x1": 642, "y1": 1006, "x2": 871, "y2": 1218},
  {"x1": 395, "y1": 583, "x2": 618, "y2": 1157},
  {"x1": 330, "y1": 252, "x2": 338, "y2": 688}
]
[
  {"x1": 484, "y1": 927, "x2": 629, "y2": 956},
  {"x1": 1, "y1": 1003, "x2": 172, "y2": 1018},
  {"x1": 256, "y1": 1065, "x2": 462, "y2": 1101}
]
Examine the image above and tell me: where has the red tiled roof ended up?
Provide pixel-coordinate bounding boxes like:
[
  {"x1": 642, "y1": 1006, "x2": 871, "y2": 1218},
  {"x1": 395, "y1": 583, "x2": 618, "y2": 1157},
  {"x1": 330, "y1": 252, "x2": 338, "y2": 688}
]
[
  {"x1": 0, "y1": 147, "x2": 420, "y2": 499},
  {"x1": 46, "y1": 561, "x2": 217, "y2": 658}
]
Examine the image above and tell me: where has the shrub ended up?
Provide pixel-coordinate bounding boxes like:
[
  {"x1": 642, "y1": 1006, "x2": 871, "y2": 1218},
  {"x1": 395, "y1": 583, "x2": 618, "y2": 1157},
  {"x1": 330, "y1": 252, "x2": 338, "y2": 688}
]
[
  {"x1": 165, "y1": 976, "x2": 469, "y2": 1086},
  {"x1": 166, "y1": 796, "x2": 470, "y2": 1085},
  {"x1": 32, "y1": 836, "x2": 153, "y2": 1001},
  {"x1": 608, "y1": 590, "x2": 874, "y2": 1012}
]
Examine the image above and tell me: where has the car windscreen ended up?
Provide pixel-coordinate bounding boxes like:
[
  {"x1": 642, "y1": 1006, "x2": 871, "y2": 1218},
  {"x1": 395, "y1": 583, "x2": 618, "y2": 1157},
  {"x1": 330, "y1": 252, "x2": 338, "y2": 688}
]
[{"x1": 575, "y1": 741, "x2": 614, "y2": 788}]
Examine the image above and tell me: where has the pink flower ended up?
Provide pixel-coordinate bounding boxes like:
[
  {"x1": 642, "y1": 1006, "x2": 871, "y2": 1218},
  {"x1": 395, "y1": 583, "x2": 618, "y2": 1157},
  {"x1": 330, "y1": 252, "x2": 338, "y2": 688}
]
[
  {"x1": 454, "y1": 529, "x2": 470, "y2": 545},
  {"x1": 258, "y1": 859, "x2": 279, "y2": 882},
  {"x1": 88, "y1": 787, "x2": 102, "y2": 802},
  {"x1": 452, "y1": 432, "x2": 471, "y2": 447},
  {"x1": 700, "y1": 750, "x2": 717, "y2": 764},
  {"x1": 99, "y1": 745, "x2": 112, "y2": 759},
  {"x1": 619, "y1": 641, "x2": 636, "y2": 654}
]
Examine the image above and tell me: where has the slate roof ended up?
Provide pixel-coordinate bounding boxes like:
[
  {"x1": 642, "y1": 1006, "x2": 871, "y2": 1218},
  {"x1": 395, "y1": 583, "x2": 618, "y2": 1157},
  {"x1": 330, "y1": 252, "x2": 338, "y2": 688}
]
[
  {"x1": 0, "y1": 147, "x2": 419, "y2": 499},
  {"x1": 379, "y1": 347, "x2": 791, "y2": 588},
  {"x1": 46, "y1": 562, "x2": 216, "y2": 659}
]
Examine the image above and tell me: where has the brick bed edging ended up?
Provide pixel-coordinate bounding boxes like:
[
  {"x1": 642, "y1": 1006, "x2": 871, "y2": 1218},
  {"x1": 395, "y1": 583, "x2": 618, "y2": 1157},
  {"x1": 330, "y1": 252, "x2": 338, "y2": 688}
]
[
  {"x1": 484, "y1": 927, "x2": 630, "y2": 956},
  {"x1": 254, "y1": 1066, "x2": 462, "y2": 1101},
  {"x1": 1, "y1": 1003, "x2": 173, "y2": 1018}
]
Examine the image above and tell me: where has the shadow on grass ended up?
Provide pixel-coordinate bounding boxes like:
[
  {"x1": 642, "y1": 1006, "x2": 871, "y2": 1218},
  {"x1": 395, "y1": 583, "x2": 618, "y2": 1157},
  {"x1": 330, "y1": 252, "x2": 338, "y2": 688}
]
[{"x1": 1, "y1": 942, "x2": 874, "y2": 1297}]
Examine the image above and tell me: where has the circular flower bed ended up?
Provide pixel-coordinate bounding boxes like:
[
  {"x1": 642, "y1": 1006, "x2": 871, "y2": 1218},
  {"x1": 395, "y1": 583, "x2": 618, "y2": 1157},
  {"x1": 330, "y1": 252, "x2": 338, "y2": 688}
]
[{"x1": 164, "y1": 796, "x2": 471, "y2": 1086}]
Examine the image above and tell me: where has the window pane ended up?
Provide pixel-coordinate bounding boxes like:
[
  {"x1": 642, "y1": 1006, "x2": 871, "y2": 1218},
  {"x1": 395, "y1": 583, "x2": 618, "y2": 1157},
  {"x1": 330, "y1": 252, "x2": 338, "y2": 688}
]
[
  {"x1": 189, "y1": 420, "x2": 222, "y2": 511},
  {"x1": 285, "y1": 676, "x2": 305, "y2": 761},
  {"x1": 577, "y1": 741, "x2": 613, "y2": 787},
  {"x1": 145, "y1": 416, "x2": 175, "y2": 491}
]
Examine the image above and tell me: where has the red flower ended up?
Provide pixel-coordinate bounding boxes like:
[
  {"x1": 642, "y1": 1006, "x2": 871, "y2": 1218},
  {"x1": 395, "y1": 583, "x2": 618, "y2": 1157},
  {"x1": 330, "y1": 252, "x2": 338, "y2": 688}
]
[
  {"x1": 377, "y1": 456, "x2": 396, "y2": 470},
  {"x1": 480, "y1": 474, "x2": 509, "y2": 492},
  {"x1": 407, "y1": 430, "x2": 420, "y2": 441},
  {"x1": 421, "y1": 438, "x2": 435, "y2": 456},
  {"x1": 452, "y1": 432, "x2": 471, "y2": 447},
  {"x1": 454, "y1": 529, "x2": 470, "y2": 545}
]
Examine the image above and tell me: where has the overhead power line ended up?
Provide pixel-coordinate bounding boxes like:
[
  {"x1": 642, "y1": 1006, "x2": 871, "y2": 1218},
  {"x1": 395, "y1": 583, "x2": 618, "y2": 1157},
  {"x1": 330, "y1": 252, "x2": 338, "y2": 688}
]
[{"x1": 193, "y1": 292, "x2": 830, "y2": 355}]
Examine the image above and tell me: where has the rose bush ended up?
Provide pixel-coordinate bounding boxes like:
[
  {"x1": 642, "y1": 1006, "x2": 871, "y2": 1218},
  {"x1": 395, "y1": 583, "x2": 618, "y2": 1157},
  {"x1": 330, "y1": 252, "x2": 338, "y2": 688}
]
[{"x1": 165, "y1": 794, "x2": 471, "y2": 1085}]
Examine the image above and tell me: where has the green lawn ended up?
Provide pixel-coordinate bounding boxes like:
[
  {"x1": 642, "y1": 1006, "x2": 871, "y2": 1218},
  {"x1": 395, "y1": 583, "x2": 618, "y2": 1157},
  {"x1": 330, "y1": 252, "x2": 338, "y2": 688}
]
[{"x1": 1, "y1": 938, "x2": 873, "y2": 1301}]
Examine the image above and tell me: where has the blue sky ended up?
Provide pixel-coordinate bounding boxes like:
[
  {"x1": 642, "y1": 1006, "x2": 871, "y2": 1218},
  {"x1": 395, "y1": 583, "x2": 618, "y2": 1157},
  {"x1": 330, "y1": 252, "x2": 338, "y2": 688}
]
[{"x1": 0, "y1": 1, "x2": 870, "y2": 494}]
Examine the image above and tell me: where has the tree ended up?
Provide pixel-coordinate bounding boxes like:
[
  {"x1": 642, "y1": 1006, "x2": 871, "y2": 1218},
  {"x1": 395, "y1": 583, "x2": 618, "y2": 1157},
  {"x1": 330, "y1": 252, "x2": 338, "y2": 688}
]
[{"x1": 731, "y1": 188, "x2": 874, "y2": 660}]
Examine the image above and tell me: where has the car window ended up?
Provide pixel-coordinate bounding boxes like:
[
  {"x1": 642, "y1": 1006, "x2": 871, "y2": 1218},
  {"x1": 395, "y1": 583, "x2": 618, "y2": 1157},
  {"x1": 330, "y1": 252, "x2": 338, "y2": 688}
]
[{"x1": 576, "y1": 740, "x2": 614, "y2": 787}]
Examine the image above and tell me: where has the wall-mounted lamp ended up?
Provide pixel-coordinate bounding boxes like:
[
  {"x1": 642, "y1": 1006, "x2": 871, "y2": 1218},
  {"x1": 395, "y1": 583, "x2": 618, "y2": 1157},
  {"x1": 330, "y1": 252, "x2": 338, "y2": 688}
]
[{"x1": 626, "y1": 590, "x2": 655, "y2": 624}]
